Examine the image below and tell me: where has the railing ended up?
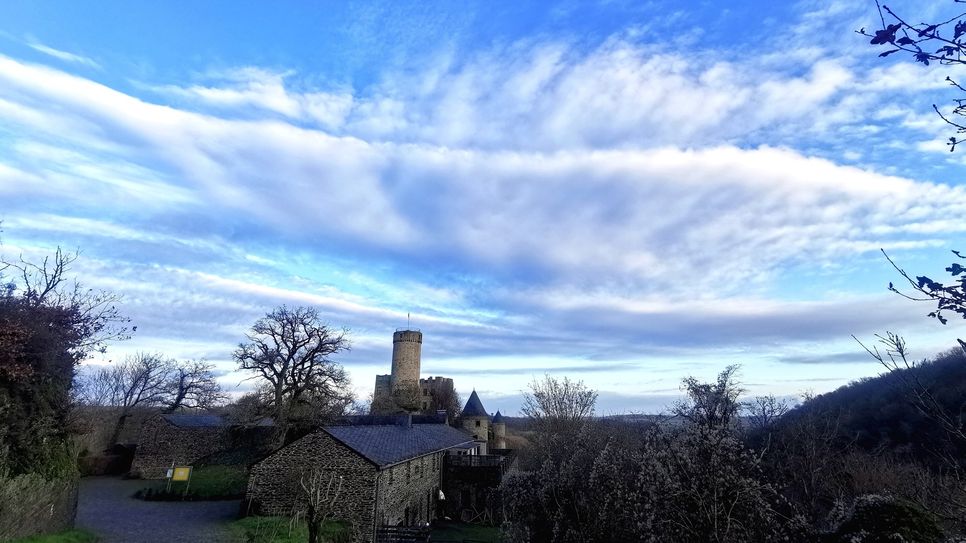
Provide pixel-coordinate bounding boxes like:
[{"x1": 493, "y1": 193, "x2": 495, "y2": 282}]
[
  {"x1": 445, "y1": 455, "x2": 506, "y2": 468},
  {"x1": 376, "y1": 525, "x2": 430, "y2": 543}
]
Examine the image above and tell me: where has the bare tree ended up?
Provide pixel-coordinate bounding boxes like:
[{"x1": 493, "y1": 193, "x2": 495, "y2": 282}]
[
  {"x1": 428, "y1": 386, "x2": 462, "y2": 424},
  {"x1": 102, "y1": 353, "x2": 171, "y2": 445},
  {"x1": 521, "y1": 374, "x2": 597, "y2": 434},
  {"x1": 162, "y1": 359, "x2": 226, "y2": 413},
  {"x1": 299, "y1": 469, "x2": 344, "y2": 543},
  {"x1": 744, "y1": 394, "x2": 791, "y2": 432},
  {"x1": 233, "y1": 306, "x2": 351, "y2": 428},
  {"x1": 674, "y1": 365, "x2": 744, "y2": 429},
  {"x1": 75, "y1": 353, "x2": 225, "y2": 445}
]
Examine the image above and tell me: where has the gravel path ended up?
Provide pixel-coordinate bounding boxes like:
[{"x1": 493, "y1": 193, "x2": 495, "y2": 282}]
[{"x1": 76, "y1": 477, "x2": 242, "y2": 543}]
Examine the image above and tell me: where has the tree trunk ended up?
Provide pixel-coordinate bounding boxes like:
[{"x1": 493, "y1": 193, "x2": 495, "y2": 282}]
[
  {"x1": 108, "y1": 411, "x2": 129, "y2": 448},
  {"x1": 307, "y1": 516, "x2": 320, "y2": 543}
]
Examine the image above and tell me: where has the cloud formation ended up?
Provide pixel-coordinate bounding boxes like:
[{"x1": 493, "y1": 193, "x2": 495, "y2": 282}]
[{"x1": 2, "y1": 3, "x2": 964, "y2": 411}]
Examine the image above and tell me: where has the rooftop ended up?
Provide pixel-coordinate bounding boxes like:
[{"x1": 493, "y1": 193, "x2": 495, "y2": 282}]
[
  {"x1": 461, "y1": 390, "x2": 489, "y2": 418},
  {"x1": 323, "y1": 424, "x2": 476, "y2": 467},
  {"x1": 161, "y1": 414, "x2": 227, "y2": 428}
]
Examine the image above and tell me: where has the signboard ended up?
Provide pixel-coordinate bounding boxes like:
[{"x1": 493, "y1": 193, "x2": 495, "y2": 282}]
[{"x1": 172, "y1": 466, "x2": 192, "y2": 482}]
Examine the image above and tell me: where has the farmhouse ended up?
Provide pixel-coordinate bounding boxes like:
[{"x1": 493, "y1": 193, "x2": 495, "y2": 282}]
[{"x1": 246, "y1": 418, "x2": 477, "y2": 542}]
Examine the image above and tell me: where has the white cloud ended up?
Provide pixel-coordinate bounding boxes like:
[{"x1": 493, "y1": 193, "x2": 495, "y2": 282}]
[
  {"x1": 1, "y1": 22, "x2": 964, "y2": 409},
  {"x1": 26, "y1": 41, "x2": 100, "y2": 69}
]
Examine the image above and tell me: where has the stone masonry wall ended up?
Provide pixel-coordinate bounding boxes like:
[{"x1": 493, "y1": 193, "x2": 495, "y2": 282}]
[
  {"x1": 374, "y1": 451, "x2": 445, "y2": 527},
  {"x1": 129, "y1": 417, "x2": 228, "y2": 478},
  {"x1": 246, "y1": 431, "x2": 378, "y2": 543}
]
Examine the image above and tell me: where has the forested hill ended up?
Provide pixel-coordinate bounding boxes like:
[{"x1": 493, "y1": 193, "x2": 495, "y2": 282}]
[{"x1": 785, "y1": 346, "x2": 966, "y2": 463}]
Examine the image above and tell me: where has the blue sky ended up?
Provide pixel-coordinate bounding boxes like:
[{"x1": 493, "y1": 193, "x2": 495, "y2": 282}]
[{"x1": 2, "y1": 0, "x2": 965, "y2": 414}]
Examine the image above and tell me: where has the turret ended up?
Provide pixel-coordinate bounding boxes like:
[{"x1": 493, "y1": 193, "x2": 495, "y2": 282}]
[
  {"x1": 460, "y1": 390, "x2": 490, "y2": 453},
  {"x1": 492, "y1": 410, "x2": 506, "y2": 449}
]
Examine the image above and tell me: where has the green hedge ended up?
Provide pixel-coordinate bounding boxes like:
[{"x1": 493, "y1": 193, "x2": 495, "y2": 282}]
[
  {"x1": 9, "y1": 529, "x2": 97, "y2": 543},
  {"x1": 227, "y1": 517, "x2": 350, "y2": 543},
  {"x1": 0, "y1": 473, "x2": 79, "y2": 541}
]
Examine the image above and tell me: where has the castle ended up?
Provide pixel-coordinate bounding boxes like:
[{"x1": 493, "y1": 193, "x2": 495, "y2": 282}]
[{"x1": 370, "y1": 328, "x2": 506, "y2": 451}]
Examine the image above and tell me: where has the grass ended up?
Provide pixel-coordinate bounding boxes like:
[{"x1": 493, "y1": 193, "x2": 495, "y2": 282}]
[
  {"x1": 9, "y1": 529, "x2": 98, "y2": 543},
  {"x1": 431, "y1": 520, "x2": 501, "y2": 542},
  {"x1": 226, "y1": 517, "x2": 349, "y2": 543},
  {"x1": 135, "y1": 465, "x2": 248, "y2": 501}
]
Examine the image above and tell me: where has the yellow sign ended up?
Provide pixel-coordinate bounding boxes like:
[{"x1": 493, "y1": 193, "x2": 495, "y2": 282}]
[{"x1": 172, "y1": 466, "x2": 192, "y2": 481}]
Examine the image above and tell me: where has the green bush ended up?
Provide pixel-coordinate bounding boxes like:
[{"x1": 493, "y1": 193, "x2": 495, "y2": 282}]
[
  {"x1": 227, "y1": 517, "x2": 349, "y2": 543},
  {"x1": 134, "y1": 465, "x2": 248, "y2": 501},
  {"x1": 0, "y1": 473, "x2": 79, "y2": 541},
  {"x1": 10, "y1": 529, "x2": 97, "y2": 543}
]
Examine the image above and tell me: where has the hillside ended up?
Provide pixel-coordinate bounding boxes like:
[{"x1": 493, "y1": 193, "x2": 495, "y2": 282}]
[{"x1": 783, "y1": 346, "x2": 966, "y2": 464}]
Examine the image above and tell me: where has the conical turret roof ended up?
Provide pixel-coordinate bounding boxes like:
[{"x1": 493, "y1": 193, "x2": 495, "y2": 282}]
[
  {"x1": 492, "y1": 410, "x2": 504, "y2": 423},
  {"x1": 461, "y1": 390, "x2": 489, "y2": 418}
]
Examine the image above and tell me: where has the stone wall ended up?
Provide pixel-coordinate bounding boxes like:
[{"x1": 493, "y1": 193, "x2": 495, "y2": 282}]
[
  {"x1": 130, "y1": 417, "x2": 228, "y2": 478},
  {"x1": 374, "y1": 451, "x2": 445, "y2": 527},
  {"x1": 0, "y1": 474, "x2": 78, "y2": 541},
  {"x1": 461, "y1": 416, "x2": 490, "y2": 447},
  {"x1": 247, "y1": 431, "x2": 379, "y2": 543}
]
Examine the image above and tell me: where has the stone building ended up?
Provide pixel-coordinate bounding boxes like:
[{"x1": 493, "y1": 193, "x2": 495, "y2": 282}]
[
  {"x1": 131, "y1": 414, "x2": 229, "y2": 478},
  {"x1": 130, "y1": 413, "x2": 274, "y2": 478},
  {"x1": 246, "y1": 419, "x2": 477, "y2": 542}
]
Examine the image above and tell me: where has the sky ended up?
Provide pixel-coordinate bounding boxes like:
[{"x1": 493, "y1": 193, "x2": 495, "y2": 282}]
[{"x1": 1, "y1": 0, "x2": 965, "y2": 414}]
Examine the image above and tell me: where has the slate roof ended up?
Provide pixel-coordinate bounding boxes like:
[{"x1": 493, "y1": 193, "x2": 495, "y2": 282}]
[
  {"x1": 461, "y1": 390, "x2": 489, "y2": 418},
  {"x1": 161, "y1": 414, "x2": 227, "y2": 428},
  {"x1": 492, "y1": 411, "x2": 504, "y2": 423},
  {"x1": 323, "y1": 424, "x2": 476, "y2": 467}
]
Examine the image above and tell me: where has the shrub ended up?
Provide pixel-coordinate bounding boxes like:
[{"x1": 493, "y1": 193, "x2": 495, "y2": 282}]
[
  {"x1": 825, "y1": 494, "x2": 944, "y2": 543},
  {"x1": 0, "y1": 473, "x2": 79, "y2": 541}
]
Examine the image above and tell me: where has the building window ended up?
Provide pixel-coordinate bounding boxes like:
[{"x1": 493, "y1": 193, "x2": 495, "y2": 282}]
[
  {"x1": 422, "y1": 402, "x2": 428, "y2": 410},
  {"x1": 475, "y1": 420, "x2": 481, "y2": 427}
]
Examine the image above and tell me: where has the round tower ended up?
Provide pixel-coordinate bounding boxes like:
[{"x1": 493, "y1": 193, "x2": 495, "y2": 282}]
[
  {"x1": 390, "y1": 329, "x2": 422, "y2": 411},
  {"x1": 492, "y1": 410, "x2": 506, "y2": 449},
  {"x1": 460, "y1": 390, "x2": 491, "y2": 450}
]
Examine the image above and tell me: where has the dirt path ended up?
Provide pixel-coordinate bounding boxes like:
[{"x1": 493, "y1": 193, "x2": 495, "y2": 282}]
[{"x1": 76, "y1": 477, "x2": 242, "y2": 543}]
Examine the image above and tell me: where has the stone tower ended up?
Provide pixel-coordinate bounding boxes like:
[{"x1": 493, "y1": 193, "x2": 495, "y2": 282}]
[
  {"x1": 460, "y1": 390, "x2": 491, "y2": 450},
  {"x1": 491, "y1": 410, "x2": 506, "y2": 449},
  {"x1": 390, "y1": 329, "x2": 422, "y2": 411}
]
